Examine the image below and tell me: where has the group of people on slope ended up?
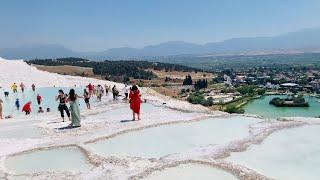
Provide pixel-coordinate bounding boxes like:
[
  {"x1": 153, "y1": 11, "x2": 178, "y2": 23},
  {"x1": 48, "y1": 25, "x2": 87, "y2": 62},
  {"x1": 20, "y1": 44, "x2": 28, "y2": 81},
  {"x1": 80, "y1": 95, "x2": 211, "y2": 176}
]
[
  {"x1": 0, "y1": 81, "x2": 45, "y2": 119},
  {"x1": 8, "y1": 82, "x2": 35, "y2": 95},
  {"x1": 0, "y1": 82, "x2": 142, "y2": 127},
  {"x1": 54, "y1": 84, "x2": 141, "y2": 127}
]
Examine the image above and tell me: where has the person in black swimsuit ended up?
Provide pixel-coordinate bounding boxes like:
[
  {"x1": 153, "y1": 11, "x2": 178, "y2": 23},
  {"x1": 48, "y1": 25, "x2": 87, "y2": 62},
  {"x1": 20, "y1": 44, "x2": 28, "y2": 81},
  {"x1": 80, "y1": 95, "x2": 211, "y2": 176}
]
[
  {"x1": 56, "y1": 89, "x2": 70, "y2": 122},
  {"x1": 83, "y1": 89, "x2": 90, "y2": 109}
]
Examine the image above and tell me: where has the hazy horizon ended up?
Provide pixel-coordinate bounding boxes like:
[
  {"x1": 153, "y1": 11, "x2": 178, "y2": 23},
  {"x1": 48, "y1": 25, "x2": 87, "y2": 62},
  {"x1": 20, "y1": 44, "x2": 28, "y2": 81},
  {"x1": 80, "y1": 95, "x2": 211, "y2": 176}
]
[{"x1": 1, "y1": 0, "x2": 320, "y2": 52}]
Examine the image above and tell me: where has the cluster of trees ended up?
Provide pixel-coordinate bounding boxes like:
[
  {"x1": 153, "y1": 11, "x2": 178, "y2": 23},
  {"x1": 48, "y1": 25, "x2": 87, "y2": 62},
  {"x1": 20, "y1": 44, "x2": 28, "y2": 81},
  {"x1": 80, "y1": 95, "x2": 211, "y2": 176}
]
[
  {"x1": 186, "y1": 92, "x2": 213, "y2": 107},
  {"x1": 183, "y1": 74, "x2": 208, "y2": 90},
  {"x1": 224, "y1": 104, "x2": 245, "y2": 114},
  {"x1": 194, "y1": 79, "x2": 208, "y2": 90},
  {"x1": 28, "y1": 58, "x2": 200, "y2": 83},
  {"x1": 236, "y1": 85, "x2": 266, "y2": 95},
  {"x1": 182, "y1": 74, "x2": 193, "y2": 85},
  {"x1": 269, "y1": 95, "x2": 309, "y2": 107}
]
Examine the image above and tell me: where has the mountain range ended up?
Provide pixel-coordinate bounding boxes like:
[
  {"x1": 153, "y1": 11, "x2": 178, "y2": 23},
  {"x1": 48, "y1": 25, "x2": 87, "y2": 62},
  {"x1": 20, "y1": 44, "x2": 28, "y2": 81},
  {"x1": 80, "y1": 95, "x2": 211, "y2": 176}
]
[{"x1": 1, "y1": 28, "x2": 320, "y2": 60}]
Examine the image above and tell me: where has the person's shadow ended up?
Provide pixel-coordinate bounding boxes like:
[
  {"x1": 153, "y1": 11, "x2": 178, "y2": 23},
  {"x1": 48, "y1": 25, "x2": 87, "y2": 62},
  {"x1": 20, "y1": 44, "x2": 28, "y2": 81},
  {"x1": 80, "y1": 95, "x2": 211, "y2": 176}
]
[
  {"x1": 120, "y1": 120, "x2": 135, "y2": 123},
  {"x1": 56, "y1": 125, "x2": 81, "y2": 130}
]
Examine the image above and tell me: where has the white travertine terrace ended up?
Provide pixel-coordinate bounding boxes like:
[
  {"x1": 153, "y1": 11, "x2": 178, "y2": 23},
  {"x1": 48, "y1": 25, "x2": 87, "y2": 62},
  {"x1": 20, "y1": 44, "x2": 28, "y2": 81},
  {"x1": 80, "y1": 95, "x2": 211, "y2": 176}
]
[{"x1": 0, "y1": 57, "x2": 318, "y2": 180}]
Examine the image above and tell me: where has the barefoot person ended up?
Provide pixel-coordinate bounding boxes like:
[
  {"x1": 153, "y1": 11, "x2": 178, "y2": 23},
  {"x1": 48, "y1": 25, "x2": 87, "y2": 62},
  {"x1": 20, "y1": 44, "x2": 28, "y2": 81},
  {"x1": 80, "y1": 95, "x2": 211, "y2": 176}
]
[
  {"x1": 87, "y1": 83, "x2": 93, "y2": 97},
  {"x1": 104, "y1": 84, "x2": 110, "y2": 95},
  {"x1": 11, "y1": 83, "x2": 18, "y2": 93},
  {"x1": 56, "y1": 90, "x2": 70, "y2": 122},
  {"x1": 15, "y1": 98, "x2": 20, "y2": 110},
  {"x1": 20, "y1": 82, "x2": 25, "y2": 93},
  {"x1": 22, "y1": 101, "x2": 32, "y2": 115},
  {"x1": 129, "y1": 85, "x2": 141, "y2": 121},
  {"x1": 0, "y1": 98, "x2": 3, "y2": 119},
  {"x1": 83, "y1": 89, "x2": 90, "y2": 109},
  {"x1": 123, "y1": 84, "x2": 129, "y2": 100},
  {"x1": 31, "y1": 84, "x2": 36, "y2": 92},
  {"x1": 112, "y1": 85, "x2": 119, "y2": 100},
  {"x1": 67, "y1": 89, "x2": 82, "y2": 127},
  {"x1": 36, "y1": 94, "x2": 42, "y2": 105}
]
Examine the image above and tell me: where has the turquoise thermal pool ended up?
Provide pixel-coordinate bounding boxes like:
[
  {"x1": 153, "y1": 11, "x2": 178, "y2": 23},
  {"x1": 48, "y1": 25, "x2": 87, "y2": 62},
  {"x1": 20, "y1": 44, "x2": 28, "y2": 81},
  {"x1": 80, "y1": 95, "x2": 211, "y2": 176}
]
[
  {"x1": 227, "y1": 125, "x2": 320, "y2": 180},
  {"x1": 243, "y1": 95, "x2": 320, "y2": 118},
  {"x1": 88, "y1": 116, "x2": 260, "y2": 158},
  {"x1": 144, "y1": 164, "x2": 237, "y2": 180},
  {"x1": 5, "y1": 146, "x2": 93, "y2": 174}
]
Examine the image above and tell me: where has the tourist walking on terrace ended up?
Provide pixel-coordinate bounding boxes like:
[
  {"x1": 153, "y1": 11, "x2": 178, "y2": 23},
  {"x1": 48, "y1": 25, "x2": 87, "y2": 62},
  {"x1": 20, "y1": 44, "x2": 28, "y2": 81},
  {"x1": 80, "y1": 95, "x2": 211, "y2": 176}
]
[
  {"x1": 20, "y1": 82, "x2": 25, "y2": 93},
  {"x1": 15, "y1": 98, "x2": 20, "y2": 110},
  {"x1": 0, "y1": 98, "x2": 3, "y2": 119},
  {"x1": 36, "y1": 94, "x2": 42, "y2": 105},
  {"x1": 31, "y1": 84, "x2": 36, "y2": 92},
  {"x1": 87, "y1": 83, "x2": 93, "y2": 97},
  {"x1": 104, "y1": 84, "x2": 110, "y2": 95},
  {"x1": 123, "y1": 84, "x2": 129, "y2": 100},
  {"x1": 67, "y1": 89, "x2": 82, "y2": 127},
  {"x1": 83, "y1": 89, "x2": 91, "y2": 109},
  {"x1": 11, "y1": 83, "x2": 18, "y2": 93},
  {"x1": 56, "y1": 90, "x2": 70, "y2": 122},
  {"x1": 129, "y1": 85, "x2": 141, "y2": 121},
  {"x1": 112, "y1": 85, "x2": 119, "y2": 100},
  {"x1": 97, "y1": 84, "x2": 104, "y2": 101},
  {"x1": 22, "y1": 101, "x2": 32, "y2": 115}
]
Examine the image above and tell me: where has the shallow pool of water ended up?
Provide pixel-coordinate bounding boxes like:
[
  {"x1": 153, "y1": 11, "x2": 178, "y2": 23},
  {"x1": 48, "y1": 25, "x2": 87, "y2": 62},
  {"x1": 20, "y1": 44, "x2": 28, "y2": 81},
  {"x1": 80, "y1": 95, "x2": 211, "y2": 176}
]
[
  {"x1": 5, "y1": 146, "x2": 93, "y2": 174},
  {"x1": 0, "y1": 87, "x2": 85, "y2": 117},
  {"x1": 144, "y1": 164, "x2": 237, "y2": 180},
  {"x1": 88, "y1": 116, "x2": 260, "y2": 158},
  {"x1": 227, "y1": 125, "x2": 320, "y2": 180},
  {"x1": 243, "y1": 95, "x2": 320, "y2": 118}
]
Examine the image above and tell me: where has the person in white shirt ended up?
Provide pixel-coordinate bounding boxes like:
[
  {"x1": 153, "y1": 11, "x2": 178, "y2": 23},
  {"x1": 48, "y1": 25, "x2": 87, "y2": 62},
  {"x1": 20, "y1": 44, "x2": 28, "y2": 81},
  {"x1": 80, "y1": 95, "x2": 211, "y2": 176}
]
[{"x1": 123, "y1": 84, "x2": 129, "y2": 99}]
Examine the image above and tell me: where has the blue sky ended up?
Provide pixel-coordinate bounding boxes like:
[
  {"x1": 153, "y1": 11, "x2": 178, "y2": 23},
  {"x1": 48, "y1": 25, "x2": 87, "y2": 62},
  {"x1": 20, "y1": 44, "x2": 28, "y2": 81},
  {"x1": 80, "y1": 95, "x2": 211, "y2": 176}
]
[{"x1": 1, "y1": 0, "x2": 320, "y2": 52}]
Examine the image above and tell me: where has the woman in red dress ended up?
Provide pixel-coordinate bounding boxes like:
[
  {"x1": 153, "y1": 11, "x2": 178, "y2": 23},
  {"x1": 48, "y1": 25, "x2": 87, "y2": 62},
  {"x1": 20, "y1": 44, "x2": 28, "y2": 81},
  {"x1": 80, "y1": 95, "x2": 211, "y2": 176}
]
[{"x1": 129, "y1": 85, "x2": 141, "y2": 121}]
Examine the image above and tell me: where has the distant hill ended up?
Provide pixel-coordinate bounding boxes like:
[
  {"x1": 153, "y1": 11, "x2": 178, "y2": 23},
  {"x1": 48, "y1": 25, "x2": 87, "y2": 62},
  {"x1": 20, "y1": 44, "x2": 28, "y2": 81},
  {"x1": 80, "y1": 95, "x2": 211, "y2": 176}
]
[
  {"x1": 1, "y1": 28, "x2": 320, "y2": 59},
  {"x1": 0, "y1": 44, "x2": 79, "y2": 59}
]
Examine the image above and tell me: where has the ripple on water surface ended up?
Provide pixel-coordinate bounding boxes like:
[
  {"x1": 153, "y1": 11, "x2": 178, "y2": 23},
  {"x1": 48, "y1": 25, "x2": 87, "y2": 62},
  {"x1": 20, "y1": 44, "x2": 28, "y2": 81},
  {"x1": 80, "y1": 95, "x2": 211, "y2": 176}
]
[
  {"x1": 227, "y1": 125, "x2": 320, "y2": 180},
  {"x1": 5, "y1": 146, "x2": 93, "y2": 174},
  {"x1": 88, "y1": 116, "x2": 260, "y2": 158}
]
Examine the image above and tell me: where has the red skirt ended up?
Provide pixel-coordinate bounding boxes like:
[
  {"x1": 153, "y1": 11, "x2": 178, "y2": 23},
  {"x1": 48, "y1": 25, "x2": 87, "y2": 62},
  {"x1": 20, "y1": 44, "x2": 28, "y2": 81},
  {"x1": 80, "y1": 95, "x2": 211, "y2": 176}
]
[{"x1": 130, "y1": 100, "x2": 140, "y2": 113}]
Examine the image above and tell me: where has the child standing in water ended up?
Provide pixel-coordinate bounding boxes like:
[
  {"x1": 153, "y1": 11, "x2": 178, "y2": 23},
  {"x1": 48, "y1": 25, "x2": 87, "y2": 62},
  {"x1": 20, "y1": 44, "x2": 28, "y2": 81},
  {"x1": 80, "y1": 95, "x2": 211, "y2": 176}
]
[
  {"x1": 22, "y1": 101, "x2": 32, "y2": 115},
  {"x1": 15, "y1": 98, "x2": 20, "y2": 110},
  {"x1": 67, "y1": 89, "x2": 82, "y2": 127},
  {"x1": 11, "y1": 83, "x2": 18, "y2": 93},
  {"x1": 38, "y1": 107, "x2": 44, "y2": 113},
  {"x1": 0, "y1": 98, "x2": 3, "y2": 119},
  {"x1": 56, "y1": 90, "x2": 71, "y2": 122},
  {"x1": 36, "y1": 94, "x2": 42, "y2": 105},
  {"x1": 129, "y1": 85, "x2": 141, "y2": 121}
]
